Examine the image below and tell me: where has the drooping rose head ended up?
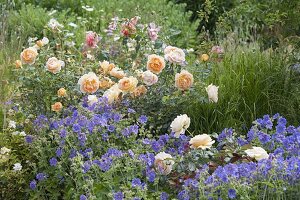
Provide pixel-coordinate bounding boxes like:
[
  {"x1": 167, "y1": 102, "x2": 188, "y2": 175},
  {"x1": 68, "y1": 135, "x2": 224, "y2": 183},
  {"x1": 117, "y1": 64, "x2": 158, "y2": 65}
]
[
  {"x1": 103, "y1": 84, "x2": 122, "y2": 104},
  {"x1": 87, "y1": 95, "x2": 98, "y2": 105},
  {"x1": 46, "y1": 57, "x2": 64, "y2": 74},
  {"x1": 99, "y1": 77, "x2": 114, "y2": 89},
  {"x1": 245, "y1": 147, "x2": 269, "y2": 161},
  {"x1": 147, "y1": 54, "x2": 165, "y2": 74},
  {"x1": 206, "y1": 84, "x2": 219, "y2": 103},
  {"x1": 110, "y1": 67, "x2": 126, "y2": 79},
  {"x1": 78, "y1": 72, "x2": 100, "y2": 94},
  {"x1": 154, "y1": 152, "x2": 175, "y2": 175},
  {"x1": 85, "y1": 31, "x2": 99, "y2": 48},
  {"x1": 99, "y1": 60, "x2": 115, "y2": 75},
  {"x1": 36, "y1": 37, "x2": 49, "y2": 48},
  {"x1": 121, "y1": 16, "x2": 140, "y2": 37},
  {"x1": 118, "y1": 76, "x2": 138, "y2": 92},
  {"x1": 131, "y1": 85, "x2": 147, "y2": 98},
  {"x1": 51, "y1": 102, "x2": 63, "y2": 112},
  {"x1": 170, "y1": 114, "x2": 190, "y2": 138},
  {"x1": 175, "y1": 70, "x2": 194, "y2": 91},
  {"x1": 20, "y1": 47, "x2": 38, "y2": 65},
  {"x1": 57, "y1": 88, "x2": 67, "y2": 97},
  {"x1": 164, "y1": 46, "x2": 185, "y2": 65},
  {"x1": 189, "y1": 134, "x2": 215, "y2": 149},
  {"x1": 142, "y1": 70, "x2": 158, "y2": 86},
  {"x1": 15, "y1": 60, "x2": 22, "y2": 69}
]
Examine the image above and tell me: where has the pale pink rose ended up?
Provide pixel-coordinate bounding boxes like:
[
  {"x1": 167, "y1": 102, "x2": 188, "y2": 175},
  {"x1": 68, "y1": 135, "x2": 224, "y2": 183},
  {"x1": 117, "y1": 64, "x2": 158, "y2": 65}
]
[
  {"x1": 148, "y1": 23, "x2": 160, "y2": 41},
  {"x1": 45, "y1": 57, "x2": 64, "y2": 74},
  {"x1": 164, "y1": 46, "x2": 185, "y2": 65},
  {"x1": 142, "y1": 70, "x2": 158, "y2": 86},
  {"x1": 154, "y1": 152, "x2": 175, "y2": 175}
]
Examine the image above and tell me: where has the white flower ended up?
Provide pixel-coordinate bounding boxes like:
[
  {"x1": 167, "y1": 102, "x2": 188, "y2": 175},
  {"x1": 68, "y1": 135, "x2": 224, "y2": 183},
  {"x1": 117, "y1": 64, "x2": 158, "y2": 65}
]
[
  {"x1": 68, "y1": 22, "x2": 78, "y2": 28},
  {"x1": 189, "y1": 134, "x2": 215, "y2": 149},
  {"x1": 187, "y1": 48, "x2": 194, "y2": 53},
  {"x1": 8, "y1": 120, "x2": 16, "y2": 129},
  {"x1": 164, "y1": 46, "x2": 186, "y2": 65},
  {"x1": 206, "y1": 84, "x2": 219, "y2": 103},
  {"x1": 87, "y1": 95, "x2": 98, "y2": 105},
  {"x1": 0, "y1": 147, "x2": 11, "y2": 154},
  {"x1": 65, "y1": 41, "x2": 75, "y2": 47},
  {"x1": 11, "y1": 131, "x2": 19, "y2": 136},
  {"x1": 154, "y1": 152, "x2": 175, "y2": 175},
  {"x1": 13, "y1": 163, "x2": 22, "y2": 171},
  {"x1": 48, "y1": 18, "x2": 64, "y2": 30},
  {"x1": 245, "y1": 147, "x2": 269, "y2": 161},
  {"x1": 19, "y1": 131, "x2": 26, "y2": 136},
  {"x1": 170, "y1": 114, "x2": 190, "y2": 138},
  {"x1": 41, "y1": 37, "x2": 49, "y2": 45},
  {"x1": 82, "y1": 5, "x2": 94, "y2": 12},
  {"x1": 142, "y1": 70, "x2": 158, "y2": 86}
]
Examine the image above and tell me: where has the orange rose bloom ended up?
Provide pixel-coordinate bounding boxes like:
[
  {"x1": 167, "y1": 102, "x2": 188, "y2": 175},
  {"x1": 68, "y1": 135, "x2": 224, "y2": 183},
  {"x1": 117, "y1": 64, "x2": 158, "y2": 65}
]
[
  {"x1": 20, "y1": 47, "x2": 38, "y2": 65},
  {"x1": 78, "y1": 72, "x2": 100, "y2": 94},
  {"x1": 51, "y1": 102, "x2": 63, "y2": 112},
  {"x1": 99, "y1": 77, "x2": 114, "y2": 89},
  {"x1": 57, "y1": 88, "x2": 67, "y2": 97},
  {"x1": 147, "y1": 54, "x2": 165, "y2": 74},
  {"x1": 131, "y1": 85, "x2": 147, "y2": 97},
  {"x1": 118, "y1": 76, "x2": 138, "y2": 92},
  {"x1": 200, "y1": 54, "x2": 209, "y2": 62},
  {"x1": 175, "y1": 70, "x2": 194, "y2": 91}
]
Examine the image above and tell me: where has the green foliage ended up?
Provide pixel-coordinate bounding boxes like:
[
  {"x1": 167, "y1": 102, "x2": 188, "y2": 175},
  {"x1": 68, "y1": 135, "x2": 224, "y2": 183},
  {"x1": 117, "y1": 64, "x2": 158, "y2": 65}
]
[
  {"x1": 216, "y1": 0, "x2": 300, "y2": 48},
  {"x1": 186, "y1": 40, "x2": 300, "y2": 134},
  {"x1": 172, "y1": 0, "x2": 234, "y2": 35}
]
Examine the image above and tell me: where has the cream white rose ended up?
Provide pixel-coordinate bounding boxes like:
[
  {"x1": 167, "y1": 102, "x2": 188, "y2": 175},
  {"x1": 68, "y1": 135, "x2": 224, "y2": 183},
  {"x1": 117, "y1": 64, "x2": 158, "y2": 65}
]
[
  {"x1": 110, "y1": 67, "x2": 126, "y2": 79},
  {"x1": 170, "y1": 114, "x2": 190, "y2": 138},
  {"x1": 46, "y1": 57, "x2": 64, "y2": 74},
  {"x1": 189, "y1": 134, "x2": 215, "y2": 149},
  {"x1": 164, "y1": 46, "x2": 185, "y2": 65},
  {"x1": 206, "y1": 84, "x2": 219, "y2": 103},
  {"x1": 154, "y1": 152, "x2": 175, "y2": 175},
  {"x1": 245, "y1": 147, "x2": 269, "y2": 161},
  {"x1": 103, "y1": 84, "x2": 122, "y2": 104},
  {"x1": 87, "y1": 95, "x2": 98, "y2": 105},
  {"x1": 99, "y1": 60, "x2": 115, "y2": 74},
  {"x1": 142, "y1": 70, "x2": 158, "y2": 86}
]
